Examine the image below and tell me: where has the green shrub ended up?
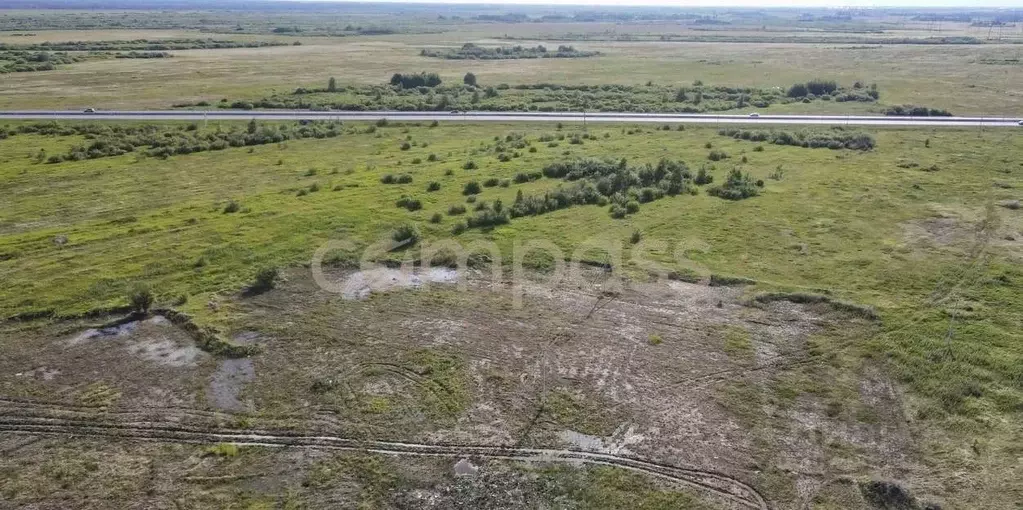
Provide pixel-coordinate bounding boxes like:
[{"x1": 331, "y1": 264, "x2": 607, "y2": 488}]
[
  {"x1": 391, "y1": 223, "x2": 420, "y2": 245},
  {"x1": 694, "y1": 167, "x2": 713, "y2": 185},
  {"x1": 708, "y1": 150, "x2": 729, "y2": 161},
  {"x1": 483, "y1": 177, "x2": 499, "y2": 187},
  {"x1": 395, "y1": 195, "x2": 422, "y2": 211},
  {"x1": 430, "y1": 212, "x2": 443, "y2": 223},
  {"x1": 630, "y1": 230, "x2": 642, "y2": 244},
  {"x1": 128, "y1": 284, "x2": 154, "y2": 313},
  {"x1": 707, "y1": 169, "x2": 759, "y2": 200},
  {"x1": 252, "y1": 266, "x2": 281, "y2": 292},
  {"x1": 426, "y1": 181, "x2": 441, "y2": 192},
  {"x1": 223, "y1": 200, "x2": 241, "y2": 213},
  {"x1": 463, "y1": 160, "x2": 478, "y2": 170},
  {"x1": 447, "y1": 204, "x2": 467, "y2": 215},
  {"x1": 463, "y1": 181, "x2": 482, "y2": 195}
]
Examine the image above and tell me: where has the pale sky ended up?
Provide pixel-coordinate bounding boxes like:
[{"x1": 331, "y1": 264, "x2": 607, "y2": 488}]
[{"x1": 316, "y1": 0, "x2": 1020, "y2": 7}]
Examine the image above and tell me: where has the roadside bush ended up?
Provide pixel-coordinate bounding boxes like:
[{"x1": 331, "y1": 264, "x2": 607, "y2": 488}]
[
  {"x1": 884, "y1": 105, "x2": 953, "y2": 117},
  {"x1": 718, "y1": 127, "x2": 875, "y2": 151}
]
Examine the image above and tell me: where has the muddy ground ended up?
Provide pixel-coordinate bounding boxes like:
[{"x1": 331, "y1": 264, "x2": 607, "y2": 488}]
[{"x1": 0, "y1": 266, "x2": 938, "y2": 509}]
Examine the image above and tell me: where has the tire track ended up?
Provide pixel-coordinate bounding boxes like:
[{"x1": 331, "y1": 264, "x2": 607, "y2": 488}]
[{"x1": 0, "y1": 405, "x2": 768, "y2": 510}]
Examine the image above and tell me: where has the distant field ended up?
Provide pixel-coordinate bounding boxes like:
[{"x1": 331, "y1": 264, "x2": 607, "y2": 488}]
[{"x1": 0, "y1": 22, "x2": 1020, "y2": 115}]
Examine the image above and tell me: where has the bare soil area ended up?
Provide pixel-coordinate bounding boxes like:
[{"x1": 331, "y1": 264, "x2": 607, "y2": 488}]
[{"x1": 0, "y1": 266, "x2": 935, "y2": 509}]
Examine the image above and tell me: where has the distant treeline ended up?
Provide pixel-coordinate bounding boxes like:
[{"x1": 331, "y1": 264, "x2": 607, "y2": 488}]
[
  {"x1": 717, "y1": 127, "x2": 876, "y2": 150},
  {"x1": 3, "y1": 121, "x2": 342, "y2": 162},
  {"x1": 883, "y1": 105, "x2": 953, "y2": 116},
  {"x1": 497, "y1": 34, "x2": 985, "y2": 45},
  {"x1": 0, "y1": 49, "x2": 171, "y2": 73},
  {"x1": 420, "y1": 43, "x2": 599, "y2": 60},
  {"x1": 205, "y1": 77, "x2": 877, "y2": 114},
  {"x1": 0, "y1": 38, "x2": 290, "y2": 73},
  {"x1": 0, "y1": 39, "x2": 289, "y2": 52}
]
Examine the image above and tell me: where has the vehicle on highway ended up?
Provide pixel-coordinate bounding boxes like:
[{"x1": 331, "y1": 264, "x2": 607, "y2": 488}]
[
  {"x1": 748, "y1": 112, "x2": 760, "y2": 118},
  {"x1": 450, "y1": 110, "x2": 460, "y2": 114},
  {"x1": 83, "y1": 108, "x2": 96, "y2": 113},
  {"x1": 1018, "y1": 120, "x2": 1023, "y2": 126}
]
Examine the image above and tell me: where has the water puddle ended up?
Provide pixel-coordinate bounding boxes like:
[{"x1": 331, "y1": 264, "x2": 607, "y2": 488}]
[
  {"x1": 339, "y1": 267, "x2": 460, "y2": 300},
  {"x1": 559, "y1": 425, "x2": 646, "y2": 455},
  {"x1": 68, "y1": 320, "x2": 140, "y2": 346},
  {"x1": 208, "y1": 358, "x2": 255, "y2": 413},
  {"x1": 453, "y1": 458, "x2": 479, "y2": 476},
  {"x1": 128, "y1": 339, "x2": 204, "y2": 367}
]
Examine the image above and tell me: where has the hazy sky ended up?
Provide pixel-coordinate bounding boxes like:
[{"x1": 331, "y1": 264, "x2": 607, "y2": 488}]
[{"x1": 318, "y1": 0, "x2": 1019, "y2": 7}]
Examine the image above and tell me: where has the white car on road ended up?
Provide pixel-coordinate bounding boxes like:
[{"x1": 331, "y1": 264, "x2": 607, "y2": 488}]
[{"x1": 748, "y1": 112, "x2": 760, "y2": 118}]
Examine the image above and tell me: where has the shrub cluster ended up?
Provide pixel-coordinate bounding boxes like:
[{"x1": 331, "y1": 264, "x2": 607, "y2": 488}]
[
  {"x1": 717, "y1": 127, "x2": 875, "y2": 151},
  {"x1": 505, "y1": 158, "x2": 696, "y2": 222},
  {"x1": 884, "y1": 105, "x2": 953, "y2": 117},
  {"x1": 389, "y1": 72, "x2": 442, "y2": 89},
  {"x1": 707, "y1": 169, "x2": 760, "y2": 200},
  {"x1": 421, "y1": 43, "x2": 600, "y2": 60},
  {"x1": 212, "y1": 77, "x2": 877, "y2": 114},
  {"x1": 7, "y1": 121, "x2": 343, "y2": 162}
]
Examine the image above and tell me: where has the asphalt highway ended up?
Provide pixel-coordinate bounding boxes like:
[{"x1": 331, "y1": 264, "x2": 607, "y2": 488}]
[{"x1": 1, "y1": 110, "x2": 1020, "y2": 127}]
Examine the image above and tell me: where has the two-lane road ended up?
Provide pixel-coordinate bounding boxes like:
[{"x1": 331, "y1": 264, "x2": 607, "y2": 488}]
[{"x1": 1, "y1": 110, "x2": 1021, "y2": 127}]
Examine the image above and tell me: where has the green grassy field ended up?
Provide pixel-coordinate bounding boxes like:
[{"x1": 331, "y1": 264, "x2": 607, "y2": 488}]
[{"x1": 1, "y1": 118, "x2": 1021, "y2": 506}]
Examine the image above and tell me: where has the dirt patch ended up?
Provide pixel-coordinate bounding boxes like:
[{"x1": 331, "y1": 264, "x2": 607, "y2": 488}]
[
  {"x1": 336, "y1": 267, "x2": 460, "y2": 300},
  {"x1": 207, "y1": 358, "x2": 255, "y2": 413},
  {"x1": 900, "y1": 215, "x2": 971, "y2": 248},
  {"x1": 67, "y1": 316, "x2": 206, "y2": 368}
]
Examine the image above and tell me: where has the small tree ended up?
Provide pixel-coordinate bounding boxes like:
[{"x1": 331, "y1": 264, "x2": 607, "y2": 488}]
[
  {"x1": 252, "y1": 266, "x2": 281, "y2": 292},
  {"x1": 327, "y1": 77, "x2": 337, "y2": 92},
  {"x1": 247, "y1": 118, "x2": 257, "y2": 134},
  {"x1": 463, "y1": 72, "x2": 477, "y2": 87},
  {"x1": 129, "y1": 284, "x2": 154, "y2": 314}
]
